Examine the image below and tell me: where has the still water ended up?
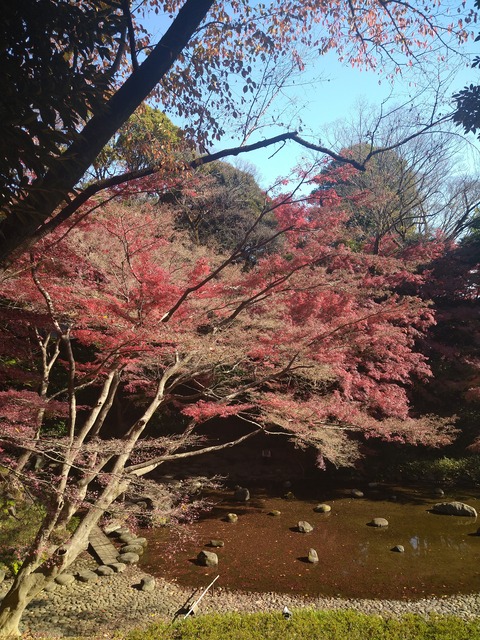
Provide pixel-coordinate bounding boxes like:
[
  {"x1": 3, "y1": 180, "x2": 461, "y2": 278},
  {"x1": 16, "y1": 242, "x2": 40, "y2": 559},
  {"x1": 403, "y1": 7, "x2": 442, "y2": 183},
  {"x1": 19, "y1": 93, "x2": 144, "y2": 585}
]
[{"x1": 141, "y1": 485, "x2": 480, "y2": 600}]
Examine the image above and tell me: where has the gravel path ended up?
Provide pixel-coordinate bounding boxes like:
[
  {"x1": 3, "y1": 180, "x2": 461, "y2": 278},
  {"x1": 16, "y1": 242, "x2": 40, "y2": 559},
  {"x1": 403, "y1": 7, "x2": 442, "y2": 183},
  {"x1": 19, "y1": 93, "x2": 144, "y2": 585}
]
[{"x1": 2, "y1": 554, "x2": 480, "y2": 639}]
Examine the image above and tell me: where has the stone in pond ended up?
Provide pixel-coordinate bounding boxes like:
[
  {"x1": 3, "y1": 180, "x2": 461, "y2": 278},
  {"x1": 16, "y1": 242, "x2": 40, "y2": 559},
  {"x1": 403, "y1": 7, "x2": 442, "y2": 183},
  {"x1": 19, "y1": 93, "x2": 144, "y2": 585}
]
[
  {"x1": 314, "y1": 504, "x2": 331, "y2": 513},
  {"x1": 234, "y1": 486, "x2": 250, "y2": 502},
  {"x1": 209, "y1": 539, "x2": 225, "y2": 547},
  {"x1": 391, "y1": 545, "x2": 405, "y2": 553},
  {"x1": 298, "y1": 520, "x2": 314, "y2": 533},
  {"x1": 368, "y1": 517, "x2": 389, "y2": 528},
  {"x1": 226, "y1": 513, "x2": 238, "y2": 523},
  {"x1": 308, "y1": 548, "x2": 319, "y2": 563},
  {"x1": 268, "y1": 510, "x2": 281, "y2": 517},
  {"x1": 197, "y1": 550, "x2": 218, "y2": 567},
  {"x1": 350, "y1": 489, "x2": 364, "y2": 498},
  {"x1": 431, "y1": 502, "x2": 477, "y2": 517}
]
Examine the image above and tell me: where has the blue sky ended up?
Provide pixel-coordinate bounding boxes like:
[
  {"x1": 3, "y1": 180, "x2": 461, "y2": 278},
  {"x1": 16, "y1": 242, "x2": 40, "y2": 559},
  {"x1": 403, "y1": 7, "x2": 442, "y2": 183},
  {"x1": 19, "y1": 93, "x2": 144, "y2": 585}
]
[{"x1": 141, "y1": 2, "x2": 480, "y2": 189}]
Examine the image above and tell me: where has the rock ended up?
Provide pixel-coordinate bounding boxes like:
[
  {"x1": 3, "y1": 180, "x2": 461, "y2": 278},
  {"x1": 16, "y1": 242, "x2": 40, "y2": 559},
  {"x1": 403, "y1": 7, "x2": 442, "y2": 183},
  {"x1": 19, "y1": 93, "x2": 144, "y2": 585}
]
[
  {"x1": 284, "y1": 491, "x2": 296, "y2": 500},
  {"x1": 268, "y1": 510, "x2": 281, "y2": 517},
  {"x1": 113, "y1": 527, "x2": 131, "y2": 537},
  {"x1": 0, "y1": 570, "x2": 5, "y2": 584},
  {"x1": 298, "y1": 520, "x2": 314, "y2": 533},
  {"x1": 109, "y1": 562, "x2": 127, "y2": 573},
  {"x1": 43, "y1": 581, "x2": 57, "y2": 592},
  {"x1": 131, "y1": 537, "x2": 148, "y2": 547},
  {"x1": 197, "y1": 550, "x2": 218, "y2": 567},
  {"x1": 226, "y1": 513, "x2": 238, "y2": 523},
  {"x1": 120, "y1": 543, "x2": 145, "y2": 555},
  {"x1": 118, "y1": 533, "x2": 136, "y2": 544},
  {"x1": 103, "y1": 521, "x2": 123, "y2": 535},
  {"x1": 55, "y1": 573, "x2": 75, "y2": 586},
  {"x1": 432, "y1": 502, "x2": 477, "y2": 517},
  {"x1": 209, "y1": 539, "x2": 225, "y2": 548},
  {"x1": 314, "y1": 504, "x2": 331, "y2": 513},
  {"x1": 140, "y1": 575, "x2": 156, "y2": 592},
  {"x1": 118, "y1": 552, "x2": 140, "y2": 564},
  {"x1": 234, "y1": 486, "x2": 250, "y2": 502},
  {"x1": 392, "y1": 545, "x2": 405, "y2": 553},
  {"x1": 77, "y1": 570, "x2": 98, "y2": 583},
  {"x1": 368, "y1": 517, "x2": 389, "y2": 528},
  {"x1": 308, "y1": 548, "x2": 319, "y2": 563},
  {"x1": 433, "y1": 487, "x2": 445, "y2": 497},
  {"x1": 96, "y1": 565, "x2": 115, "y2": 576},
  {"x1": 351, "y1": 489, "x2": 364, "y2": 498}
]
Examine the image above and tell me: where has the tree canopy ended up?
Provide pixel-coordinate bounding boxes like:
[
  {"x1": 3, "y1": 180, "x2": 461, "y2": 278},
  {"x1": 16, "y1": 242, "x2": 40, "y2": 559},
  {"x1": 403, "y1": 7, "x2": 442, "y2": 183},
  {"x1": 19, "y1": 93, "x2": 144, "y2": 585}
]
[{"x1": 0, "y1": 0, "x2": 473, "y2": 264}]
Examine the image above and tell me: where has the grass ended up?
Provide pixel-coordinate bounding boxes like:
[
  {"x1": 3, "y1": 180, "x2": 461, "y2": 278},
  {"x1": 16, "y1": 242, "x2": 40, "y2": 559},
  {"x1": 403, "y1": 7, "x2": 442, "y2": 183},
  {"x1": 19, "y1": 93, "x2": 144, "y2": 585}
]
[{"x1": 123, "y1": 610, "x2": 480, "y2": 640}]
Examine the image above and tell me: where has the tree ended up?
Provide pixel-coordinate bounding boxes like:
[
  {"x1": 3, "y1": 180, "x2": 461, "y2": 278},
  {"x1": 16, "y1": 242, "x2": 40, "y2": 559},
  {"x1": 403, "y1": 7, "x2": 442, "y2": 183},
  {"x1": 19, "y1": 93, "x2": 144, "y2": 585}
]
[
  {"x1": 0, "y1": 0, "x2": 473, "y2": 264},
  {"x1": 314, "y1": 143, "x2": 423, "y2": 253},
  {"x1": 453, "y1": 0, "x2": 480, "y2": 138},
  {"x1": 171, "y1": 161, "x2": 280, "y2": 261},
  {"x1": 90, "y1": 104, "x2": 184, "y2": 180},
  {"x1": 0, "y1": 171, "x2": 455, "y2": 634}
]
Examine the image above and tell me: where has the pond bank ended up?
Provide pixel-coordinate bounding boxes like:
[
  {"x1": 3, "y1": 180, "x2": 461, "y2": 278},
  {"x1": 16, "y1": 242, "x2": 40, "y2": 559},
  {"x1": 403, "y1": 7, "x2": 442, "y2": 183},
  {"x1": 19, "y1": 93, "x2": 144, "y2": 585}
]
[{"x1": 3, "y1": 557, "x2": 480, "y2": 639}]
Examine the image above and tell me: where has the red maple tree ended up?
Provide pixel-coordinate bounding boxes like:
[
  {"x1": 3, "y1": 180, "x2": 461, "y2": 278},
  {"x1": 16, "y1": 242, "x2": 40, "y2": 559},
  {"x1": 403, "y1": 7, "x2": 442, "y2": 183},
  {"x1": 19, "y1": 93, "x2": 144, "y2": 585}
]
[{"x1": 0, "y1": 165, "x2": 455, "y2": 632}]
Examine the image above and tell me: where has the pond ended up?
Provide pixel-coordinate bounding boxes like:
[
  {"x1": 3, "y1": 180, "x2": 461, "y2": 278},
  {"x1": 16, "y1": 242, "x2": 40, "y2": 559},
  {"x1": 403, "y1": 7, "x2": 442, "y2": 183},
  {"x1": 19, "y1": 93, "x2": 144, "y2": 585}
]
[{"x1": 140, "y1": 484, "x2": 480, "y2": 600}]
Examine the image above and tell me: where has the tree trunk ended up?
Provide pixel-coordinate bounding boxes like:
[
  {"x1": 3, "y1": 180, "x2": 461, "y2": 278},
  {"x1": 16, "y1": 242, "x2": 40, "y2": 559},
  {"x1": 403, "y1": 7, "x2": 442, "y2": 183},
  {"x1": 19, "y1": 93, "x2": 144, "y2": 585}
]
[
  {"x1": 0, "y1": 0, "x2": 215, "y2": 266},
  {"x1": 0, "y1": 570, "x2": 47, "y2": 637}
]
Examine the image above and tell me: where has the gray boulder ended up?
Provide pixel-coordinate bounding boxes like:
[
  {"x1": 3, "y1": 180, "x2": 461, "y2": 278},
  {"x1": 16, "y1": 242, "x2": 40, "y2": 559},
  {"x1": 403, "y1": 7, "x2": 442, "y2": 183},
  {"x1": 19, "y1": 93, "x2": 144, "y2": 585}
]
[
  {"x1": 432, "y1": 502, "x2": 477, "y2": 517},
  {"x1": 209, "y1": 539, "x2": 225, "y2": 548},
  {"x1": 351, "y1": 489, "x2": 364, "y2": 498},
  {"x1": 0, "y1": 569, "x2": 5, "y2": 584},
  {"x1": 298, "y1": 520, "x2": 314, "y2": 533},
  {"x1": 226, "y1": 513, "x2": 238, "y2": 523},
  {"x1": 121, "y1": 543, "x2": 145, "y2": 555},
  {"x1": 55, "y1": 573, "x2": 75, "y2": 586},
  {"x1": 368, "y1": 517, "x2": 389, "y2": 528},
  {"x1": 234, "y1": 486, "x2": 250, "y2": 502},
  {"x1": 197, "y1": 550, "x2": 218, "y2": 567},
  {"x1": 118, "y1": 533, "x2": 136, "y2": 544},
  {"x1": 103, "y1": 521, "x2": 123, "y2": 535},
  {"x1": 131, "y1": 537, "x2": 148, "y2": 547},
  {"x1": 76, "y1": 569, "x2": 98, "y2": 583},
  {"x1": 140, "y1": 575, "x2": 156, "y2": 592},
  {"x1": 96, "y1": 565, "x2": 115, "y2": 576},
  {"x1": 118, "y1": 552, "x2": 140, "y2": 564},
  {"x1": 391, "y1": 545, "x2": 405, "y2": 553},
  {"x1": 307, "y1": 548, "x2": 319, "y2": 563},
  {"x1": 268, "y1": 510, "x2": 281, "y2": 517},
  {"x1": 109, "y1": 562, "x2": 127, "y2": 573}
]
